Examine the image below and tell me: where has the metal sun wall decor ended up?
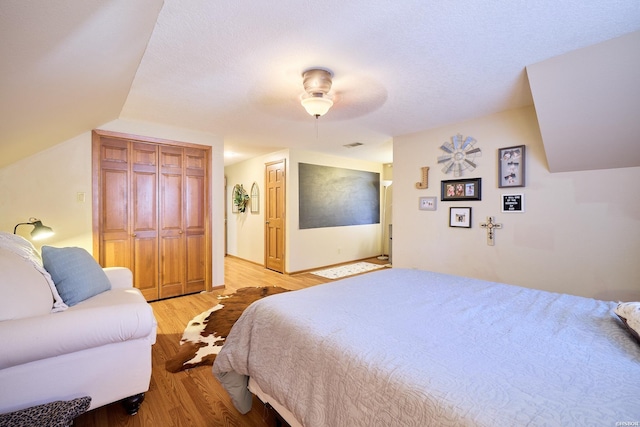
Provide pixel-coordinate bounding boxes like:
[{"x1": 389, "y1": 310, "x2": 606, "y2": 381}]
[{"x1": 438, "y1": 134, "x2": 482, "y2": 177}]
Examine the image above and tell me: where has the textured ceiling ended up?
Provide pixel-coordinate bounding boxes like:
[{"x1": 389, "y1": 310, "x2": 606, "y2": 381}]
[{"x1": 1, "y1": 0, "x2": 639, "y2": 168}]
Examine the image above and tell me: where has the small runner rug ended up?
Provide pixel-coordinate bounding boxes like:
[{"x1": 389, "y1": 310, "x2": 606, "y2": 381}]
[{"x1": 310, "y1": 262, "x2": 386, "y2": 279}]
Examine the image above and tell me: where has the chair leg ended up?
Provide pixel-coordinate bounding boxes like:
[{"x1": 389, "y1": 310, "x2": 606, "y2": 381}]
[{"x1": 121, "y1": 393, "x2": 145, "y2": 415}]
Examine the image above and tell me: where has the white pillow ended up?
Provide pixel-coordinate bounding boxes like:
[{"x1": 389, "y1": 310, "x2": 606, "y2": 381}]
[
  {"x1": 615, "y1": 302, "x2": 640, "y2": 343},
  {"x1": 0, "y1": 248, "x2": 53, "y2": 321}
]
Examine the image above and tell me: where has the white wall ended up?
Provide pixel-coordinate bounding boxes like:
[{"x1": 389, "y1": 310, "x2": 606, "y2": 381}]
[
  {"x1": 392, "y1": 106, "x2": 640, "y2": 301},
  {"x1": 0, "y1": 132, "x2": 93, "y2": 249},
  {"x1": 225, "y1": 149, "x2": 386, "y2": 273},
  {"x1": 0, "y1": 118, "x2": 226, "y2": 288}
]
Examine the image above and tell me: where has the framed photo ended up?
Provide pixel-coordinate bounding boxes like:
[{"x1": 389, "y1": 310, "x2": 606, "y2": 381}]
[
  {"x1": 419, "y1": 196, "x2": 437, "y2": 211},
  {"x1": 498, "y1": 145, "x2": 525, "y2": 188},
  {"x1": 502, "y1": 193, "x2": 525, "y2": 213},
  {"x1": 441, "y1": 178, "x2": 482, "y2": 201},
  {"x1": 449, "y1": 207, "x2": 472, "y2": 228}
]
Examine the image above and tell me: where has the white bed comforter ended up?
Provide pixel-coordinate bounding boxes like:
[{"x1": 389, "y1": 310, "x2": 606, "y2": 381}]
[{"x1": 213, "y1": 268, "x2": 640, "y2": 426}]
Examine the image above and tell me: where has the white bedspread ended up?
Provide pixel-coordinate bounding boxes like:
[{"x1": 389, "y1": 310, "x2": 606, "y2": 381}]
[{"x1": 213, "y1": 268, "x2": 640, "y2": 426}]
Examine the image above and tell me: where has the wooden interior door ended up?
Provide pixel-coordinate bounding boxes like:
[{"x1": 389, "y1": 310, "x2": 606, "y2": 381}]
[
  {"x1": 184, "y1": 148, "x2": 207, "y2": 294},
  {"x1": 93, "y1": 129, "x2": 211, "y2": 301},
  {"x1": 159, "y1": 146, "x2": 185, "y2": 299},
  {"x1": 130, "y1": 142, "x2": 159, "y2": 300},
  {"x1": 98, "y1": 137, "x2": 131, "y2": 269},
  {"x1": 96, "y1": 138, "x2": 160, "y2": 300},
  {"x1": 265, "y1": 159, "x2": 285, "y2": 273}
]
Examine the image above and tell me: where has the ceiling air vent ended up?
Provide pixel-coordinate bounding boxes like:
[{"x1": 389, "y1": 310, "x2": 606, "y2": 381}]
[{"x1": 343, "y1": 142, "x2": 364, "y2": 148}]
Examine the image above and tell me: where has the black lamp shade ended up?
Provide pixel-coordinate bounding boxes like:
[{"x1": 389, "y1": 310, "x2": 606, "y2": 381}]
[{"x1": 13, "y1": 218, "x2": 55, "y2": 241}]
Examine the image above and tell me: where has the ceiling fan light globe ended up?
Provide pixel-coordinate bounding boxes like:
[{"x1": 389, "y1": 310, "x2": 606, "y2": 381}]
[{"x1": 301, "y1": 96, "x2": 333, "y2": 117}]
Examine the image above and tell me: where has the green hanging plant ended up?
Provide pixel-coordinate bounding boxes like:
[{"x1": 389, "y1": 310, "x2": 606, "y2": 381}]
[{"x1": 233, "y1": 184, "x2": 250, "y2": 213}]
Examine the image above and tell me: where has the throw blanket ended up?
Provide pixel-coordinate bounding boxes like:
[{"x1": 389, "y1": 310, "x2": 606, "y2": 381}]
[
  {"x1": 166, "y1": 286, "x2": 289, "y2": 372},
  {"x1": 0, "y1": 232, "x2": 67, "y2": 312},
  {"x1": 0, "y1": 396, "x2": 91, "y2": 427}
]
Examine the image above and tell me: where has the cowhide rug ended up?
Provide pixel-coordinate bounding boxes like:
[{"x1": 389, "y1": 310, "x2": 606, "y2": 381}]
[{"x1": 166, "y1": 286, "x2": 290, "y2": 373}]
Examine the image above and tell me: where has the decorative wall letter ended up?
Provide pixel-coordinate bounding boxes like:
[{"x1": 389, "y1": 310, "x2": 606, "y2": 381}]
[{"x1": 415, "y1": 166, "x2": 429, "y2": 189}]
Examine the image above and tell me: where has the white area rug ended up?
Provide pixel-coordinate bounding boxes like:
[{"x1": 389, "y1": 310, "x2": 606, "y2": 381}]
[{"x1": 310, "y1": 262, "x2": 386, "y2": 279}]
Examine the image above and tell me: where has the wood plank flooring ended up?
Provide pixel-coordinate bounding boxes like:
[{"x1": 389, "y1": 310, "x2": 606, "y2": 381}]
[{"x1": 74, "y1": 256, "x2": 388, "y2": 427}]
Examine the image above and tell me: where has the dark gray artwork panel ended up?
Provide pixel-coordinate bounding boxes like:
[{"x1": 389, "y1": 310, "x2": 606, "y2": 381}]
[{"x1": 299, "y1": 163, "x2": 380, "y2": 229}]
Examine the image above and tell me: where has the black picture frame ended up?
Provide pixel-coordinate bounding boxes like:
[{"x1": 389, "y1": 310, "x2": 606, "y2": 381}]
[
  {"x1": 498, "y1": 145, "x2": 526, "y2": 188},
  {"x1": 449, "y1": 207, "x2": 472, "y2": 228},
  {"x1": 502, "y1": 193, "x2": 525, "y2": 213},
  {"x1": 441, "y1": 178, "x2": 482, "y2": 201}
]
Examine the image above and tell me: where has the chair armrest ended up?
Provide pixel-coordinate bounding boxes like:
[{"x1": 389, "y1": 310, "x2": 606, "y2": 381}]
[{"x1": 103, "y1": 267, "x2": 133, "y2": 289}]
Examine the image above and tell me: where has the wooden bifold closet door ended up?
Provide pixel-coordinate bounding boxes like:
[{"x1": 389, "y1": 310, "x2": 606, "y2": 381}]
[{"x1": 92, "y1": 130, "x2": 211, "y2": 301}]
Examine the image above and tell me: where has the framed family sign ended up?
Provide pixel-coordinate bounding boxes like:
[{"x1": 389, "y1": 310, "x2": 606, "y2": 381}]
[
  {"x1": 441, "y1": 178, "x2": 482, "y2": 201},
  {"x1": 498, "y1": 145, "x2": 525, "y2": 188},
  {"x1": 502, "y1": 193, "x2": 525, "y2": 212}
]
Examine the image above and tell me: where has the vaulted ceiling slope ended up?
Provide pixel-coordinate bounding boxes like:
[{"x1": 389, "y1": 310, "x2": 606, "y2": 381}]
[
  {"x1": 0, "y1": 0, "x2": 163, "y2": 168},
  {"x1": 1, "y1": 0, "x2": 639, "y2": 169},
  {"x1": 528, "y1": 31, "x2": 640, "y2": 172}
]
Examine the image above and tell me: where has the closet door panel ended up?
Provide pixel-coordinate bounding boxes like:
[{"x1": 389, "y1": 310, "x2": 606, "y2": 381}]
[
  {"x1": 185, "y1": 173, "x2": 205, "y2": 293},
  {"x1": 184, "y1": 148, "x2": 207, "y2": 293},
  {"x1": 131, "y1": 143, "x2": 159, "y2": 300},
  {"x1": 159, "y1": 146, "x2": 185, "y2": 298},
  {"x1": 100, "y1": 138, "x2": 131, "y2": 270},
  {"x1": 186, "y1": 174, "x2": 205, "y2": 230},
  {"x1": 185, "y1": 234, "x2": 205, "y2": 293},
  {"x1": 102, "y1": 240, "x2": 128, "y2": 268},
  {"x1": 161, "y1": 174, "x2": 183, "y2": 229},
  {"x1": 133, "y1": 237, "x2": 159, "y2": 299},
  {"x1": 94, "y1": 130, "x2": 211, "y2": 301},
  {"x1": 103, "y1": 169, "x2": 128, "y2": 234},
  {"x1": 185, "y1": 148, "x2": 205, "y2": 232},
  {"x1": 159, "y1": 236, "x2": 184, "y2": 298},
  {"x1": 160, "y1": 146, "x2": 183, "y2": 231}
]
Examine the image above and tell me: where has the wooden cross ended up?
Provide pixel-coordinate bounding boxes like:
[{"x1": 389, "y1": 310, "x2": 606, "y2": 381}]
[{"x1": 479, "y1": 216, "x2": 502, "y2": 246}]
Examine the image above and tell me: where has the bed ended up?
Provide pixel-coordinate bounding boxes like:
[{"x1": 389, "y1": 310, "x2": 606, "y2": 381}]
[{"x1": 213, "y1": 268, "x2": 640, "y2": 426}]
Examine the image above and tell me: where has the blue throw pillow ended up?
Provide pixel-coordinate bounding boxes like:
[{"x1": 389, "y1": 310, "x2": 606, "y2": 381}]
[{"x1": 41, "y1": 246, "x2": 111, "y2": 306}]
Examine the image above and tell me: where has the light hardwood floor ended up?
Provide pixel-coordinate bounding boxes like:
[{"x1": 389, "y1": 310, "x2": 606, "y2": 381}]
[{"x1": 74, "y1": 256, "x2": 388, "y2": 427}]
